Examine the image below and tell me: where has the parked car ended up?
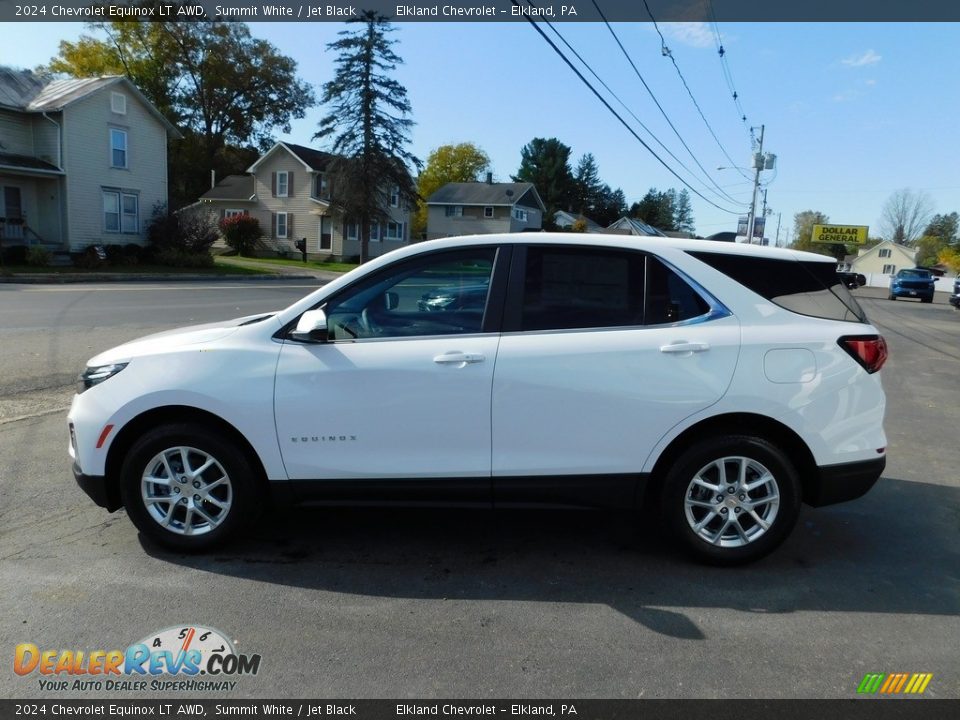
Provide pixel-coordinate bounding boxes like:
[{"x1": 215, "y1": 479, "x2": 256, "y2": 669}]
[
  {"x1": 950, "y1": 276, "x2": 960, "y2": 310},
  {"x1": 838, "y1": 271, "x2": 866, "y2": 289},
  {"x1": 68, "y1": 235, "x2": 888, "y2": 565},
  {"x1": 888, "y1": 268, "x2": 936, "y2": 302}
]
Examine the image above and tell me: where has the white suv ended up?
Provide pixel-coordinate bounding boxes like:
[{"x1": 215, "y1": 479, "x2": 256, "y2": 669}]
[{"x1": 68, "y1": 234, "x2": 887, "y2": 564}]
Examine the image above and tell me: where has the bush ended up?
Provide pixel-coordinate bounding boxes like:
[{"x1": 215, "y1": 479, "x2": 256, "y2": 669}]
[
  {"x1": 104, "y1": 244, "x2": 126, "y2": 266},
  {"x1": 73, "y1": 246, "x2": 104, "y2": 269},
  {"x1": 147, "y1": 203, "x2": 219, "y2": 254},
  {"x1": 123, "y1": 243, "x2": 143, "y2": 265},
  {"x1": 26, "y1": 246, "x2": 51, "y2": 267},
  {"x1": 218, "y1": 214, "x2": 262, "y2": 257},
  {"x1": 154, "y1": 248, "x2": 214, "y2": 268},
  {"x1": 2, "y1": 245, "x2": 28, "y2": 265}
]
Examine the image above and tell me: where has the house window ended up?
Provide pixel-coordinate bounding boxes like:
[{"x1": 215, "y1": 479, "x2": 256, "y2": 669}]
[
  {"x1": 316, "y1": 174, "x2": 330, "y2": 199},
  {"x1": 276, "y1": 171, "x2": 289, "y2": 198},
  {"x1": 224, "y1": 209, "x2": 245, "y2": 219},
  {"x1": 110, "y1": 92, "x2": 126, "y2": 114},
  {"x1": 110, "y1": 129, "x2": 128, "y2": 168},
  {"x1": 878, "y1": 248, "x2": 891, "y2": 258},
  {"x1": 513, "y1": 207, "x2": 528, "y2": 222},
  {"x1": 386, "y1": 221, "x2": 403, "y2": 240},
  {"x1": 345, "y1": 221, "x2": 358, "y2": 240},
  {"x1": 484, "y1": 206, "x2": 494, "y2": 218},
  {"x1": 370, "y1": 222, "x2": 380, "y2": 242},
  {"x1": 389, "y1": 185, "x2": 400, "y2": 208},
  {"x1": 103, "y1": 190, "x2": 138, "y2": 233},
  {"x1": 276, "y1": 212, "x2": 288, "y2": 238},
  {"x1": 882, "y1": 264, "x2": 896, "y2": 274},
  {"x1": 445, "y1": 205, "x2": 463, "y2": 218}
]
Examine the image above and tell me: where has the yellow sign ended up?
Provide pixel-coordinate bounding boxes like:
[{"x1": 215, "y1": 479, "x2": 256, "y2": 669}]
[{"x1": 812, "y1": 224, "x2": 869, "y2": 245}]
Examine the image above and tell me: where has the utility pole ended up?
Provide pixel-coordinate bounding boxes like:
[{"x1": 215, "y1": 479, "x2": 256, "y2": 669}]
[
  {"x1": 746, "y1": 124, "x2": 764, "y2": 245},
  {"x1": 775, "y1": 212, "x2": 782, "y2": 247}
]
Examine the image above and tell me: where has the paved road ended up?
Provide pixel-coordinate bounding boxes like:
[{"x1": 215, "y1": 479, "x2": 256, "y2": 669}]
[{"x1": 0, "y1": 283, "x2": 958, "y2": 699}]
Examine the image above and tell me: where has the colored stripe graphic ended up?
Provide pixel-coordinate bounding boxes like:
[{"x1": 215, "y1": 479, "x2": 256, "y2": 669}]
[{"x1": 858, "y1": 673, "x2": 932, "y2": 695}]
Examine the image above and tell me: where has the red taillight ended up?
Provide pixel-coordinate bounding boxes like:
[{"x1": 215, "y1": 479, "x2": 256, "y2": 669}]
[{"x1": 838, "y1": 335, "x2": 888, "y2": 374}]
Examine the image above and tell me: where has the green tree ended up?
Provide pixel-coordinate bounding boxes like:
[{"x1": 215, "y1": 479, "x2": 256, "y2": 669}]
[
  {"x1": 315, "y1": 11, "x2": 420, "y2": 263},
  {"x1": 923, "y1": 212, "x2": 959, "y2": 245},
  {"x1": 631, "y1": 188, "x2": 677, "y2": 231},
  {"x1": 673, "y1": 189, "x2": 695, "y2": 233},
  {"x1": 790, "y1": 210, "x2": 833, "y2": 255},
  {"x1": 47, "y1": 17, "x2": 315, "y2": 207},
  {"x1": 514, "y1": 137, "x2": 574, "y2": 228},
  {"x1": 571, "y1": 153, "x2": 602, "y2": 216},
  {"x1": 593, "y1": 186, "x2": 627, "y2": 227},
  {"x1": 414, "y1": 143, "x2": 490, "y2": 238}
]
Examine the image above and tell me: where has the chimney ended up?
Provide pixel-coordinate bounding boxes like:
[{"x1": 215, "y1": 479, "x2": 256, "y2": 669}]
[
  {"x1": 210, "y1": 170, "x2": 216, "y2": 189},
  {"x1": 486, "y1": 172, "x2": 493, "y2": 185}
]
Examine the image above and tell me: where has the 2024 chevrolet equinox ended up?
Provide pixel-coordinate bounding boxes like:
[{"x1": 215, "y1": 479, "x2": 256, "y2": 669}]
[{"x1": 68, "y1": 235, "x2": 888, "y2": 564}]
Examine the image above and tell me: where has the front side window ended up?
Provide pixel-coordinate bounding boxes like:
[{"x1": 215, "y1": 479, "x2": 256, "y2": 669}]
[
  {"x1": 323, "y1": 249, "x2": 497, "y2": 340},
  {"x1": 110, "y1": 129, "x2": 127, "y2": 168}
]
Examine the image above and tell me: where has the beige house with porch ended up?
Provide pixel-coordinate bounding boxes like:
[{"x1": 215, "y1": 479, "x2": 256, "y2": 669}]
[{"x1": 198, "y1": 142, "x2": 412, "y2": 261}]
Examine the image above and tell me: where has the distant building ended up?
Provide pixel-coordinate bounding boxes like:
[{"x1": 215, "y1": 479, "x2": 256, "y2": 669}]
[{"x1": 426, "y1": 176, "x2": 545, "y2": 240}]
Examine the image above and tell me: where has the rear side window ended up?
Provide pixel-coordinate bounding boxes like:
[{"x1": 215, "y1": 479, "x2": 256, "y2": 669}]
[
  {"x1": 688, "y1": 252, "x2": 866, "y2": 323},
  {"x1": 518, "y1": 246, "x2": 711, "y2": 331}
]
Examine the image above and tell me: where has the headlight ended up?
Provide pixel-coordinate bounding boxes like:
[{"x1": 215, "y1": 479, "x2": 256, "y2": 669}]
[{"x1": 78, "y1": 362, "x2": 128, "y2": 393}]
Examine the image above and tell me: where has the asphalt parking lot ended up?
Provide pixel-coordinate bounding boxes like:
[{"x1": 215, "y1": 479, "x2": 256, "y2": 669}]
[{"x1": 0, "y1": 281, "x2": 958, "y2": 700}]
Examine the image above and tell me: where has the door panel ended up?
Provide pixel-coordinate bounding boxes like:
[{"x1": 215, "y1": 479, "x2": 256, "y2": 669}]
[{"x1": 491, "y1": 316, "x2": 740, "y2": 477}]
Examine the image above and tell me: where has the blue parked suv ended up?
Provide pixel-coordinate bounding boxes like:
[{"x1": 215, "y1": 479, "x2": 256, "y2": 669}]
[{"x1": 889, "y1": 268, "x2": 936, "y2": 303}]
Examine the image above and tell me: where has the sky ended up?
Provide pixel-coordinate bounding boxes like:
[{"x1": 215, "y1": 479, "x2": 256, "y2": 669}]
[{"x1": 2, "y1": 20, "x2": 958, "y2": 243}]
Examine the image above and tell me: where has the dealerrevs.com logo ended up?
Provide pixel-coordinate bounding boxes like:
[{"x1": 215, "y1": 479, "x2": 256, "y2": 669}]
[
  {"x1": 857, "y1": 673, "x2": 934, "y2": 695},
  {"x1": 14, "y1": 625, "x2": 261, "y2": 692}
]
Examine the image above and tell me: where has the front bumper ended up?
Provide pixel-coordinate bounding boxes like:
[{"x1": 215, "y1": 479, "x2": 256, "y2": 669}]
[
  {"x1": 890, "y1": 286, "x2": 934, "y2": 299},
  {"x1": 73, "y1": 462, "x2": 121, "y2": 512},
  {"x1": 805, "y1": 456, "x2": 885, "y2": 507}
]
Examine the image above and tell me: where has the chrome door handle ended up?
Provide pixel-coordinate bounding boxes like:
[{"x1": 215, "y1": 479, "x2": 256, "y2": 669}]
[
  {"x1": 433, "y1": 352, "x2": 485, "y2": 365},
  {"x1": 660, "y1": 342, "x2": 710, "y2": 354}
]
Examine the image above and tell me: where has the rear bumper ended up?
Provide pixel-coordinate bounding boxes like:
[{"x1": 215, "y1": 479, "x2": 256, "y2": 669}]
[
  {"x1": 73, "y1": 462, "x2": 121, "y2": 512},
  {"x1": 805, "y1": 456, "x2": 885, "y2": 507}
]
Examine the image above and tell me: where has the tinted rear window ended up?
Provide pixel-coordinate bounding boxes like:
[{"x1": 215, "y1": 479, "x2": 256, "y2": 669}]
[{"x1": 688, "y1": 252, "x2": 867, "y2": 323}]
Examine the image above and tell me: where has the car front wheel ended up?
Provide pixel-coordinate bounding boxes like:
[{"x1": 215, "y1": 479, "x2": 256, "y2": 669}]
[
  {"x1": 120, "y1": 423, "x2": 259, "y2": 551},
  {"x1": 662, "y1": 436, "x2": 801, "y2": 565}
]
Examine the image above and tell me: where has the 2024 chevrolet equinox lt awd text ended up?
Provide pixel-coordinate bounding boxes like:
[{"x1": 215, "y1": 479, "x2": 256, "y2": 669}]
[{"x1": 68, "y1": 235, "x2": 888, "y2": 564}]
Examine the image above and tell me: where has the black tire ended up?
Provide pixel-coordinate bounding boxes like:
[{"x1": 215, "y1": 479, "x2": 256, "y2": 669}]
[
  {"x1": 888, "y1": 294, "x2": 896, "y2": 301},
  {"x1": 660, "y1": 435, "x2": 801, "y2": 565},
  {"x1": 120, "y1": 423, "x2": 260, "y2": 551},
  {"x1": 921, "y1": 297, "x2": 933, "y2": 304}
]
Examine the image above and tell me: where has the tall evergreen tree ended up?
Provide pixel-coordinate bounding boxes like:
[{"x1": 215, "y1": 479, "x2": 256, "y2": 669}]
[
  {"x1": 513, "y1": 138, "x2": 574, "y2": 228},
  {"x1": 315, "y1": 12, "x2": 420, "y2": 262},
  {"x1": 673, "y1": 189, "x2": 695, "y2": 233},
  {"x1": 572, "y1": 153, "x2": 602, "y2": 216}
]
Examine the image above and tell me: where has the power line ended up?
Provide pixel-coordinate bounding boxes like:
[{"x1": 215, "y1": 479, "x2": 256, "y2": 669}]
[
  {"x1": 513, "y1": 3, "x2": 742, "y2": 214},
  {"x1": 643, "y1": 0, "x2": 752, "y2": 183},
  {"x1": 533, "y1": 8, "x2": 748, "y2": 208},
  {"x1": 590, "y1": 0, "x2": 745, "y2": 206},
  {"x1": 708, "y1": 0, "x2": 753, "y2": 149}
]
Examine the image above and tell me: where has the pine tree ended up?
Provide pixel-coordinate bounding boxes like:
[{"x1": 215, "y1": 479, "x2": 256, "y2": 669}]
[{"x1": 315, "y1": 12, "x2": 420, "y2": 262}]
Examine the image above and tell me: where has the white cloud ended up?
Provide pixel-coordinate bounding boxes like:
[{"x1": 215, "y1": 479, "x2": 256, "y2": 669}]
[
  {"x1": 865, "y1": 79, "x2": 877, "y2": 86},
  {"x1": 841, "y1": 49, "x2": 882, "y2": 68},
  {"x1": 658, "y1": 22, "x2": 717, "y2": 49}
]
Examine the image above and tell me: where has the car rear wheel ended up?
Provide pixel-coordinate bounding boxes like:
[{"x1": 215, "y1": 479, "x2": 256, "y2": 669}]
[
  {"x1": 120, "y1": 423, "x2": 259, "y2": 551},
  {"x1": 661, "y1": 436, "x2": 801, "y2": 565}
]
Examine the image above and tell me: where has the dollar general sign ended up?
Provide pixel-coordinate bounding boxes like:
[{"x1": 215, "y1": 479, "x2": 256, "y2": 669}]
[{"x1": 812, "y1": 224, "x2": 869, "y2": 245}]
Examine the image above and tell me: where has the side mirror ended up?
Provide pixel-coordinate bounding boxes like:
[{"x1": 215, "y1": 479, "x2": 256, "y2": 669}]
[
  {"x1": 384, "y1": 291, "x2": 399, "y2": 311},
  {"x1": 290, "y1": 309, "x2": 329, "y2": 343}
]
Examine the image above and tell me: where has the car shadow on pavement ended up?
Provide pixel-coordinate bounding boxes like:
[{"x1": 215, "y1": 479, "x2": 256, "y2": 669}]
[{"x1": 141, "y1": 475, "x2": 960, "y2": 639}]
